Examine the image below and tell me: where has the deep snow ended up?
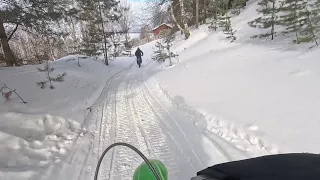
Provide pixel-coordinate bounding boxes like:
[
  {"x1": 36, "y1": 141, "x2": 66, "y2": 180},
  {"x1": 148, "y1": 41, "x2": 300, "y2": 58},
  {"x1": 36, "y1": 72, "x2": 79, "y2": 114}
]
[
  {"x1": 0, "y1": 56, "x2": 132, "y2": 123},
  {"x1": 0, "y1": 56, "x2": 134, "y2": 179},
  {"x1": 150, "y1": 1, "x2": 320, "y2": 154},
  {"x1": 1, "y1": 0, "x2": 320, "y2": 179}
]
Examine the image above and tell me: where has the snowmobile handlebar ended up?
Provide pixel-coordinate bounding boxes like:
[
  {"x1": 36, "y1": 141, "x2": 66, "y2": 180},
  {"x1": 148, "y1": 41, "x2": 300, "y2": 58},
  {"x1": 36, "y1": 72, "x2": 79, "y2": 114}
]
[{"x1": 94, "y1": 142, "x2": 161, "y2": 180}]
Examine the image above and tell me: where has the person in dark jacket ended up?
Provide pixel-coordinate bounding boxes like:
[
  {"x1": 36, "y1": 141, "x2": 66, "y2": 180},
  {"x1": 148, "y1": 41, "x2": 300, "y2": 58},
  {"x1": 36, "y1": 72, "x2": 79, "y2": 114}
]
[{"x1": 135, "y1": 47, "x2": 143, "y2": 68}]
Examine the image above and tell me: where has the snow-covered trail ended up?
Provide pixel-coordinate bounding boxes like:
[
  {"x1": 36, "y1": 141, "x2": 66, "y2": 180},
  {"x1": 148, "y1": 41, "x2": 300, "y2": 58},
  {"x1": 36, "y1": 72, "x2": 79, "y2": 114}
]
[{"x1": 39, "y1": 59, "x2": 261, "y2": 180}]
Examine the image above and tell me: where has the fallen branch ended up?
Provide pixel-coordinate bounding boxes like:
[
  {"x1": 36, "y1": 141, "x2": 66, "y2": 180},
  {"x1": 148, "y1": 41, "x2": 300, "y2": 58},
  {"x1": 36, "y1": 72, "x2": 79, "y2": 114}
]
[{"x1": 2, "y1": 84, "x2": 27, "y2": 103}]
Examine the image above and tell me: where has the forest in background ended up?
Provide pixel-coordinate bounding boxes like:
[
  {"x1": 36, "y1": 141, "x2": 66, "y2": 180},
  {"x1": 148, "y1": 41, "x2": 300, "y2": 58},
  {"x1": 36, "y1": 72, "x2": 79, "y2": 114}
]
[{"x1": 1, "y1": 0, "x2": 320, "y2": 67}]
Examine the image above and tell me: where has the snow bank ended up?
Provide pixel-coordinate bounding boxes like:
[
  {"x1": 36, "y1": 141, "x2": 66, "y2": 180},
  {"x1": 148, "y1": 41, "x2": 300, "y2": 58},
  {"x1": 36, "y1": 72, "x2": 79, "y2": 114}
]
[
  {"x1": 0, "y1": 113, "x2": 83, "y2": 170},
  {"x1": 0, "y1": 56, "x2": 133, "y2": 124},
  {"x1": 147, "y1": 2, "x2": 320, "y2": 154},
  {"x1": 0, "y1": 55, "x2": 134, "y2": 179}
]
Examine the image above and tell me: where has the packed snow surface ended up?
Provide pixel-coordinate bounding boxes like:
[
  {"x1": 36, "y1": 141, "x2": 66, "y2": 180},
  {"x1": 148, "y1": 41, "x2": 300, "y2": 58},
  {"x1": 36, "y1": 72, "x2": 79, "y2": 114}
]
[
  {"x1": 154, "y1": 1, "x2": 320, "y2": 154},
  {"x1": 0, "y1": 1, "x2": 319, "y2": 180}
]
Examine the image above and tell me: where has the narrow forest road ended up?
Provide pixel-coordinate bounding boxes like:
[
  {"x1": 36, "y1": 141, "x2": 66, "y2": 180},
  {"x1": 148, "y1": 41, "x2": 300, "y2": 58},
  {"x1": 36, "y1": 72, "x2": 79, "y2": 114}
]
[{"x1": 41, "y1": 59, "x2": 251, "y2": 180}]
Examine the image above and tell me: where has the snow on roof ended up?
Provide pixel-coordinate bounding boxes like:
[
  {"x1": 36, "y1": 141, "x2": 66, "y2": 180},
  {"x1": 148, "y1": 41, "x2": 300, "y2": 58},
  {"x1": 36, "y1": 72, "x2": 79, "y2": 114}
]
[{"x1": 152, "y1": 23, "x2": 173, "y2": 31}]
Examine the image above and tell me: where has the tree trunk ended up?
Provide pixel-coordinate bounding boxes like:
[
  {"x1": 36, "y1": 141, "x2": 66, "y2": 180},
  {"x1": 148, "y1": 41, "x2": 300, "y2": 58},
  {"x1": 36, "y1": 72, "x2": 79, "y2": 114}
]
[
  {"x1": 271, "y1": 0, "x2": 275, "y2": 40},
  {"x1": 171, "y1": 2, "x2": 184, "y2": 32},
  {"x1": 171, "y1": 0, "x2": 190, "y2": 39},
  {"x1": 0, "y1": 20, "x2": 15, "y2": 66},
  {"x1": 179, "y1": 0, "x2": 190, "y2": 39},
  {"x1": 196, "y1": 0, "x2": 199, "y2": 28},
  {"x1": 98, "y1": 3, "x2": 108, "y2": 66},
  {"x1": 202, "y1": 0, "x2": 207, "y2": 24},
  {"x1": 192, "y1": 0, "x2": 196, "y2": 25}
]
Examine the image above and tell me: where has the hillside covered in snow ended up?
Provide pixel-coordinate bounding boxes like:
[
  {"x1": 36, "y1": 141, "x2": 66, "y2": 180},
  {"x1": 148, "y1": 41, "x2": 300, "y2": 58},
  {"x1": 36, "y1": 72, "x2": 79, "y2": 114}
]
[
  {"x1": 147, "y1": 0, "x2": 320, "y2": 154},
  {"x1": 1, "y1": 0, "x2": 320, "y2": 179}
]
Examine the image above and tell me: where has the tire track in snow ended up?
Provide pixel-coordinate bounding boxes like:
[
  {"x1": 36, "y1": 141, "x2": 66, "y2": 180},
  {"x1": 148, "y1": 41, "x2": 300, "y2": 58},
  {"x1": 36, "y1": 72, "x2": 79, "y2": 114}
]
[
  {"x1": 70, "y1": 71, "x2": 126, "y2": 180},
  {"x1": 107, "y1": 76, "x2": 145, "y2": 180},
  {"x1": 125, "y1": 80, "x2": 151, "y2": 157},
  {"x1": 37, "y1": 70, "x2": 126, "y2": 180},
  {"x1": 96, "y1": 63, "x2": 135, "y2": 180},
  {"x1": 137, "y1": 76, "x2": 232, "y2": 165},
  {"x1": 127, "y1": 79, "x2": 184, "y2": 180},
  {"x1": 96, "y1": 72, "x2": 126, "y2": 180},
  {"x1": 139, "y1": 81, "x2": 211, "y2": 165}
]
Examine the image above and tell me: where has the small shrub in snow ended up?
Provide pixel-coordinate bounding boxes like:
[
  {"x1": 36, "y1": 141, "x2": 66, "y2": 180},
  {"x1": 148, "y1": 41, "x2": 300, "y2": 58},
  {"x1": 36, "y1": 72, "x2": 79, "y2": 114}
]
[
  {"x1": 231, "y1": 0, "x2": 247, "y2": 15},
  {"x1": 209, "y1": 17, "x2": 218, "y2": 31},
  {"x1": 152, "y1": 35, "x2": 178, "y2": 66},
  {"x1": 219, "y1": 15, "x2": 237, "y2": 42},
  {"x1": 279, "y1": 0, "x2": 307, "y2": 44},
  {"x1": 37, "y1": 61, "x2": 67, "y2": 89},
  {"x1": 248, "y1": 0, "x2": 280, "y2": 40},
  {"x1": 0, "y1": 84, "x2": 27, "y2": 103},
  {"x1": 278, "y1": 0, "x2": 319, "y2": 46},
  {"x1": 66, "y1": 56, "x2": 89, "y2": 67},
  {"x1": 208, "y1": 12, "x2": 237, "y2": 42}
]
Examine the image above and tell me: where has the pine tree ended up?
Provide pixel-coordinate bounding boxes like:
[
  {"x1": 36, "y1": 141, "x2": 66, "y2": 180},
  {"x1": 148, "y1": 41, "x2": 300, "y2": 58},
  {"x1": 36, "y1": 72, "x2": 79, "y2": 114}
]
[
  {"x1": 311, "y1": 0, "x2": 320, "y2": 24},
  {"x1": 298, "y1": 2, "x2": 320, "y2": 46},
  {"x1": 208, "y1": 0, "x2": 224, "y2": 31},
  {"x1": 300, "y1": 7, "x2": 319, "y2": 45},
  {"x1": 279, "y1": 0, "x2": 308, "y2": 44},
  {"x1": 218, "y1": 14, "x2": 237, "y2": 42},
  {"x1": 37, "y1": 61, "x2": 67, "y2": 89},
  {"x1": 223, "y1": 17, "x2": 237, "y2": 42},
  {"x1": 208, "y1": 0, "x2": 237, "y2": 42},
  {"x1": 248, "y1": 0, "x2": 280, "y2": 40},
  {"x1": 231, "y1": 0, "x2": 247, "y2": 15},
  {"x1": 152, "y1": 35, "x2": 178, "y2": 66},
  {"x1": 77, "y1": 0, "x2": 102, "y2": 56},
  {"x1": 310, "y1": 0, "x2": 320, "y2": 45},
  {"x1": 77, "y1": 0, "x2": 120, "y2": 61},
  {"x1": 152, "y1": 42, "x2": 167, "y2": 64},
  {"x1": 164, "y1": 35, "x2": 179, "y2": 66},
  {"x1": 209, "y1": 16, "x2": 219, "y2": 31},
  {"x1": 80, "y1": 23, "x2": 103, "y2": 56}
]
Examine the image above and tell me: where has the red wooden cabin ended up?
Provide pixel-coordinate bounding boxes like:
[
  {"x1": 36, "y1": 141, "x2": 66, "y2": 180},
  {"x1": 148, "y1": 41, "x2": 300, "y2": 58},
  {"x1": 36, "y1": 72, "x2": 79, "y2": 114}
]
[{"x1": 152, "y1": 23, "x2": 173, "y2": 36}]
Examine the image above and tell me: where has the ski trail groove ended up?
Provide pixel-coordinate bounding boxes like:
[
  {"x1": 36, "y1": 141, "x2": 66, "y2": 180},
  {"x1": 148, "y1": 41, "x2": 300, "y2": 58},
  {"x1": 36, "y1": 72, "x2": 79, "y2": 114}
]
[
  {"x1": 141, "y1": 81, "x2": 208, "y2": 166},
  {"x1": 139, "y1": 76, "x2": 235, "y2": 164},
  {"x1": 128, "y1": 78, "x2": 195, "y2": 180},
  {"x1": 97, "y1": 63, "x2": 135, "y2": 180},
  {"x1": 38, "y1": 70, "x2": 126, "y2": 180},
  {"x1": 97, "y1": 72, "x2": 127, "y2": 180},
  {"x1": 137, "y1": 81, "x2": 204, "y2": 168},
  {"x1": 108, "y1": 76, "x2": 144, "y2": 180},
  {"x1": 125, "y1": 79, "x2": 151, "y2": 158}
]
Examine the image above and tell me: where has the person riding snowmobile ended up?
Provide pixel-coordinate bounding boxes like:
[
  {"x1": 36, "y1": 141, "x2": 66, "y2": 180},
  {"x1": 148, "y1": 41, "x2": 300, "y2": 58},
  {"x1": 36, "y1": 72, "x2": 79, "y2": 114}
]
[
  {"x1": 133, "y1": 153, "x2": 320, "y2": 180},
  {"x1": 95, "y1": 142, "x2": 320, "y2": 180},
  {"x1": 135, "y1": 47, "x2": 143, "y2": 68}
]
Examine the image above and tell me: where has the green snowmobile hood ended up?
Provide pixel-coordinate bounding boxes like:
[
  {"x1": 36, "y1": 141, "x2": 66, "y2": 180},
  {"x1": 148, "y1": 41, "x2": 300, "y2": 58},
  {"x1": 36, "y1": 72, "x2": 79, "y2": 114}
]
[{"x1": 133, "y1": 159, "x2": 168, "y2": 180}]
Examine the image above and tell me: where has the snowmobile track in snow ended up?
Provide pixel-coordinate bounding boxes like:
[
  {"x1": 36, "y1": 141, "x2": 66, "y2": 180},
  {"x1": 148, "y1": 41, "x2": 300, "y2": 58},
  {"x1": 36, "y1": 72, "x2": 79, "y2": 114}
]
[
  {"x1": 127, "y1": 78, "x2": 183, "y2": 179},
  {"x1": 139, "y1": 80, "x2": 207, "y2": 166},
  {"x1": 96, "y1": 68, "x2": 198, "y2": 180},
  {"x1": 32, "y1": 69, "x2": 129, "y2": 180},
  {"x1": 96, "y1": 71, "x2": 127, "y2": 180},
  {"x1": 46, "y1": 61, "x2": 255, "y2": 180}
]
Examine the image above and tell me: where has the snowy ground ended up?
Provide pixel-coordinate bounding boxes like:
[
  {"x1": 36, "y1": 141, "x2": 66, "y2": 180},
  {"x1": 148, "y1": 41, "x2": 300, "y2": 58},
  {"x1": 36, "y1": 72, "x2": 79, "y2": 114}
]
[
  {"x1": 1, "y1": 1, "x2": 320, "y2": 180},
  {"x1": 151, "y1": 1, "x2": 320, "y2": 155},
  {"x1": 1, "y1": 53, "x2": 255, "y2": 180}
]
